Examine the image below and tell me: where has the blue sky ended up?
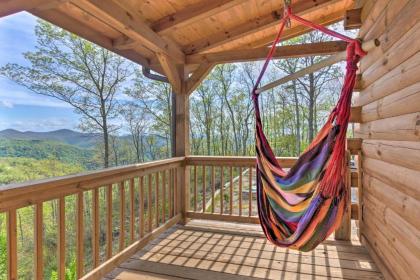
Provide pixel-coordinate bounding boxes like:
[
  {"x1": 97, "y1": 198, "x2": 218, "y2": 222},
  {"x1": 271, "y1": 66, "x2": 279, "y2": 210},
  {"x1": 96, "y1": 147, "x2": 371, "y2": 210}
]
[{"x1": 0, "y1": 12, "x2": 79, "y2": 132}]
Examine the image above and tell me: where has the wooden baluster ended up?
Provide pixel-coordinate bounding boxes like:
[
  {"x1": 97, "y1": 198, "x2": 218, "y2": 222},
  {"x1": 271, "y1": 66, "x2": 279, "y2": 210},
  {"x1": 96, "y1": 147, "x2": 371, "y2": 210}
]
[
  {"x1": 76, "y1": 192, "x2": 84, "y2": 278},
  {"x1": 211, "y1": 166, "x2": 215, "y2": 214},
  {"x1": 335, "y1": 151, "x2": 352, "y2": 240},
  {"x1": 249, "y1": 167, "x2": 252, "y2": 217},
  {"x1": 106, "y1": 185, "x2": 113, "y2": 259},
  {"x1": 7, "y1": 209, "x2": 17, "y2": 280},
  {"x1": 35, "y1": 203, "x2": 43, "y2": 280},
  {"x1": 92, "y1": 188, "x2": 99, "y2": 267},
  {"x1": 174, "y1": 169, "x2": 178, "y2": 214},
  {"x1": 58, "y1": 197, "x2": 65, "y2": 280},
  {"x1": 119, "y1": 181, "x2": 125, "y2": 251},
  {"x1": 139, "y1": 176, "x2": 144, "y2": 238},
  {"x1": 220, "y1": 166, "x2": 224, "y2": 214},
  {"x1": 229, "y1": 166, "x2": 233, "y2": 215},
  {"x1": 193, "y1": 165, "x2": 197, "y2": 212},
  {"x1": 239, "y1": 167, "x2": 243, "y2": 216},
  {"x1": 162, "y1": 171, "x2": 166, "y2": 223},
  {"x1": 130, "y1": 178, "x2": 135, "y2": 243},
  {"x1": 148, "y1": 174, "x2": 152, "y2": 232},
  {"x1": 202, "y1": 166, "x2": 206, "y2": 213},
  {"x1": 155, "y1": 173, "x2": 159, "y2": 227},
  {"x1": 168, "y1": 169, "x2": 173, "y2": 218}
]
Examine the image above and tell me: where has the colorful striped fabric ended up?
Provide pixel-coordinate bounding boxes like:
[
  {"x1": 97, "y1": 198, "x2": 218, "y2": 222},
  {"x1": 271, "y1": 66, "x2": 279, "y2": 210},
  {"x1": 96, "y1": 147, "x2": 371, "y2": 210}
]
[{"x1": 252, "y1": 8, "x2": 366, "y2": 251}]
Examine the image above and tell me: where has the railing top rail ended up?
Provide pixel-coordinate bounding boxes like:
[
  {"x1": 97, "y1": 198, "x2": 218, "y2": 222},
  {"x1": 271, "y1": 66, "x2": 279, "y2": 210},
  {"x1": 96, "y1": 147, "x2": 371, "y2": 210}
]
[
  {"x1": 186, "y1": 155, "x2": 298, "y2": 167},
  {"x1": 0, "y1": 157, "x2": 184, "y2": 205}
]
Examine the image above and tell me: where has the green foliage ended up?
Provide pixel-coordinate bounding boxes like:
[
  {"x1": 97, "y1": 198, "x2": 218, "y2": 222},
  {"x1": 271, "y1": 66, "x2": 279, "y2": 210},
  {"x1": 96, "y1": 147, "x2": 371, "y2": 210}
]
[
  {"x1": 0, "y1": 139, "x2": 98, "y2": 169},
  {"x1": 0, "y1": 157, "x2": 84, "y2": 185}
]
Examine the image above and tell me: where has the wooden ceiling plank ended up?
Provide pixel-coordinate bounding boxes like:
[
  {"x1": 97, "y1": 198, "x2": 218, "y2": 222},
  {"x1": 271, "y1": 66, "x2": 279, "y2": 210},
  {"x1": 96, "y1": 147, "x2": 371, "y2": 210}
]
[
  {"x1": 0, "y1": 0, "x2": 57, "y2": 17},
  {"x1": 71, "y1": 0, "x2": 185, "y2": 64},
  {"x1": 183, "y1": 0, "x2": 344, "y2": 54},
  {"x1": 186, "y1": 40, "x2": 348, "y2": 64},
  {"x1": 152, "y1": 0, "x2": 249, "y2": 35},
  {"x1": 156, "y1": 53, "x2": 182, "y2": 94}
]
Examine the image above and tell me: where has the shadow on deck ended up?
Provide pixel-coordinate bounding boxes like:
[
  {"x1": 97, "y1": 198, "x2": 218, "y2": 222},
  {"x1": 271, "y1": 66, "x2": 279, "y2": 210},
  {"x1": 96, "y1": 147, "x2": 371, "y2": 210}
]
[{"x1": 104, "y1": 220, "x2": 383, "y2": 280}]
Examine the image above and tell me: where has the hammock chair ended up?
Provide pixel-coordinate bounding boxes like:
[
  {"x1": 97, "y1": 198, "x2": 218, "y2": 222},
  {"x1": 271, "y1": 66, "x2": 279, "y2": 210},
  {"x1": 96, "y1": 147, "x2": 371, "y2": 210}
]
[{"x1": 252, "y1": 6, "x2": 366, "y2": 252}]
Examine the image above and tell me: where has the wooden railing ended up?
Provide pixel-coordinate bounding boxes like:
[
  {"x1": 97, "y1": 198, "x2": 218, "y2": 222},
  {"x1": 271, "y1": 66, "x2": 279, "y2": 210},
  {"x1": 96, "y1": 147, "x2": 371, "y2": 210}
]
[
  {"x1": 184, "y1": 156, "x2": 297, "y2": 224},
  {"x1": 0, "y1": 143, "x2": 363, "y2": 279},
  {"x1": 0, "y1": 157, "x2": 184, "y2": 280}
]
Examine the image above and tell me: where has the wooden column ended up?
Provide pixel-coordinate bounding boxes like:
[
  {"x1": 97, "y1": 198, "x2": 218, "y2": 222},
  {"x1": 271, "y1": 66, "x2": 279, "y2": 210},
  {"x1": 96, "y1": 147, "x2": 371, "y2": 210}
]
[
  {"x1": 335, "y1": 151, "x2": 352, "y2": 240},
  {"x1": 174, "y1": 86, "x2": 190, "y2": 224}
]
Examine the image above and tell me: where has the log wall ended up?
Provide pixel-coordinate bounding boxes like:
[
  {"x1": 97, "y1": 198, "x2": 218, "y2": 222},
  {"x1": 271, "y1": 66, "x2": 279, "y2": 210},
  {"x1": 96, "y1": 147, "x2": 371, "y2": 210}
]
[{"x1": 355, "y1": 1, "x2": 420, "y2": 279}]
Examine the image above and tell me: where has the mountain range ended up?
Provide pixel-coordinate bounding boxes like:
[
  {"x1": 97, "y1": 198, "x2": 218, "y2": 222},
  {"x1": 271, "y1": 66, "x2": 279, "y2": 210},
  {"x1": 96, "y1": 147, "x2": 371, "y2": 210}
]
[{"x1": 0, "y1": 128, "x2": 101, "y2": 148}]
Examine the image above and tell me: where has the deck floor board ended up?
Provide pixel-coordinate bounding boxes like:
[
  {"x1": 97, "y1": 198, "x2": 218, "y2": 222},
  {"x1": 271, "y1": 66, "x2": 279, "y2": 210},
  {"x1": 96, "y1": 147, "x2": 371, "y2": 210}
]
[{"x1": 105, "y1": 220, "x2": 384, "y2": 280}]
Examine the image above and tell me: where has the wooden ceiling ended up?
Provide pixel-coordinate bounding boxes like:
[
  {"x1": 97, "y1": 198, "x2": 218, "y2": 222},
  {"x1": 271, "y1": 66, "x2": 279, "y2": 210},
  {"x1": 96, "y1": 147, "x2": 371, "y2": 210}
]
[{"x1": 1, "y1": 0, "x2": 355, "y2": 76}]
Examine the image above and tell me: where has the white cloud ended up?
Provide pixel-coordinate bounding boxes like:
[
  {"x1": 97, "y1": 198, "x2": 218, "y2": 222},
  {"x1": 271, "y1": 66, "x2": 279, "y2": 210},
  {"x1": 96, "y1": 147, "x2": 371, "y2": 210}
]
[
  {"x1": 0, "y1": 117, "x2": 77, "y2": 132},
  {"x1": 0, "y1": 84, "x2": 71, "y2": 109},
  {"x1": 0, "y1": 100, "x2": 13, "y2": 108}
]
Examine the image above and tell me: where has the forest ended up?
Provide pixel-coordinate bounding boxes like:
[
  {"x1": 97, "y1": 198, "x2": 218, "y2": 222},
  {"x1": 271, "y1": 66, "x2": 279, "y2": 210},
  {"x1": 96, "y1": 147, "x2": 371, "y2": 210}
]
[{"x1": 0, "y1": 19, "x2": 352, "y2": 279}]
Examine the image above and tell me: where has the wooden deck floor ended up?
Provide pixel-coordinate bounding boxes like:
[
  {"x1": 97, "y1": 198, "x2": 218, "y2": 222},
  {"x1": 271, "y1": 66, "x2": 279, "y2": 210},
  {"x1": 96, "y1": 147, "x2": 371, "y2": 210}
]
[{"x1": 104, "y1": 220, "x2": 383, "y2": 280}]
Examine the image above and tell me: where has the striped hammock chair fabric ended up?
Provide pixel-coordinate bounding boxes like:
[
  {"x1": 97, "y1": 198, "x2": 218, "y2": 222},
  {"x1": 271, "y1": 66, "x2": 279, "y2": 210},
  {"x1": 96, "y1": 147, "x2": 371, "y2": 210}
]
[{"x1": 252, "y1": 7, "x2": 366, "y2": 251}]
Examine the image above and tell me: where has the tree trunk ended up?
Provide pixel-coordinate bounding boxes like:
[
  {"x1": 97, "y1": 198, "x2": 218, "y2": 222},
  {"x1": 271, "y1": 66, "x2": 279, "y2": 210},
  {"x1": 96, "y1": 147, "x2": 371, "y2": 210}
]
[
  {"x1": 292, "y1": 81, "x2": 301, "y2": 155},
  {"x1": 308, "y1": 73, "x2": 315, "y2": 142}
]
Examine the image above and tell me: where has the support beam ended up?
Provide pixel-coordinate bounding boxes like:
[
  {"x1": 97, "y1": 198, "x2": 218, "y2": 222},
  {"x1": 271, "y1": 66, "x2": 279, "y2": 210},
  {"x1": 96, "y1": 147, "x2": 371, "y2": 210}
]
[
  {"x1": 344, "y1": 8, "x2": 362, "y2": 30},
  {"x1": 256, "y1": 39, "x2": 380, "y2": 94},
  {"x1": 257, "y1": 52, "x2": 347, "y2": 94},
  {"x1": 183, "y1": 0, "x2": 342, "y2": 54},
  {"x1": 244, "y1": 10, "x2": 345, "y2": 49},
  {"x1": 32, "y1": 7, "x2": 164, "y2": 75},
  {"x1": 186, "y1": 41, "x2": 348, "y2": 64},
  {"x1": 156, "y1": 53, "x2": 182, "y2": 95},
  {"x1": 186, "y1": 63, "x2": 215, "y2": 95},
  {"x1": 71, "y1": 0, "x2": 185, "y2": 63},
  {"x1": 152, "y1": 0, "x2": 248, "y2": 35},
  {"x1": 0, "y1": 0, "x2": 53, "y2": 17}
]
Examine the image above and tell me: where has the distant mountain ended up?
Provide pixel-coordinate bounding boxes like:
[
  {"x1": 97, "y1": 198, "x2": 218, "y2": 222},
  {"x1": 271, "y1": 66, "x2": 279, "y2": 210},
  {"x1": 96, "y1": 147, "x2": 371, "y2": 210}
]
[
  {"x1": 0, "y1": 138, "x2": 99, "y2": 169},
  {"x1": 0, "y1": 129, "x2": 101, "y2": 148}
]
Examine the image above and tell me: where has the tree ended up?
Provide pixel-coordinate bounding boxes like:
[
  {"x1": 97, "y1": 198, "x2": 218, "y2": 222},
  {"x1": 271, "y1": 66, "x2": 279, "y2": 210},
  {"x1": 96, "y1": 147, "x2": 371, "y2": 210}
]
[
  {"x1": 125, "y1": 69, "x2": 172, "y2": 158},
  {"x1": 120, "y1": 102, "x2": 149, "y2": 162},
  {"x1": 0, "y1": 20, "x2": 132, "y2": 168}
]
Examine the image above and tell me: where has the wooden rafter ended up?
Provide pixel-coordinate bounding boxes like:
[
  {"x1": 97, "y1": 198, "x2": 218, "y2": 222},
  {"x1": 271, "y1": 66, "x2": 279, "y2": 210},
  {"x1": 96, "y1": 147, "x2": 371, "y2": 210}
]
[
  {"x1": 71, "y1": 0, "x2": 185, "y2": 63},
  {"x1": 186, "y1": 41, "x2": 348, "y2": 64},
  {"x1": 242, "y1": 10, "x2": 346, "y2": 49},
  {"x1": 151, "y1": 0, "x2": 249, "y2": 35},
  {"x1": 183, "y1": 0, "x2": 343, "y2": 54},
  {"x1": 344, "y1": 8, "x2": 362, "y2": 30},
  {"x1": 0, "y1": 0, "x2": 56, "y2": 17},
  {"x1": 186, "y1": 63, "x2": 215, "y2": 95},
  {"x1": 32, "y1": 7, "x2": 164, "y2": 75},
  {"x1": 156, "y1": 53, "x2": 182, "y2": 94}
]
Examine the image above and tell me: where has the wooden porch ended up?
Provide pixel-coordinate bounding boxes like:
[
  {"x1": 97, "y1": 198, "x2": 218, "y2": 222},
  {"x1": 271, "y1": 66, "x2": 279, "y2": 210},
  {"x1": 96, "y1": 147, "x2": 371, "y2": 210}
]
[
  {"x1": 1, "y1": 0, "x2": 419, "y2": 279},
  {"x1": 104, "y1": 220, "x2": 383, "y2": 280}
]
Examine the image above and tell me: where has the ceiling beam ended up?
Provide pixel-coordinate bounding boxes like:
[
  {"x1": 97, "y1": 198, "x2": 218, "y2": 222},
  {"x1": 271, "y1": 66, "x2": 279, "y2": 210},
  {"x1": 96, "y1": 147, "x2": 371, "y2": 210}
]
[
  {"x1": 0, "y1": 0, "x2": 60, "y2": 17},
  {"x1": 156, "y1": 53, "x2": 182, "y2": 94},
  {"x1": 186, "y1": 63, "x2": 215, "y2": 95},
  {"x1": 242, "y1": 10, "x2": 345, "y2": 49},
  {"x1": 71, "y1": 0, "x2": 185, "y2": 64},
  {"x1": 183, "y1": 0, "x2": 343, "y2": 54},
  {"x1": 151, "y1": 0, "x2": 249, "y2": 35},
  {"x1": 344, "y1": 8, "x2": 362, "y2": 30},
  {"x1": 32, "y1": 8, "x2": 164, "y2": 75},
  {"x1": 186, "y1": 41, "x2": 348, "y2": 64}
]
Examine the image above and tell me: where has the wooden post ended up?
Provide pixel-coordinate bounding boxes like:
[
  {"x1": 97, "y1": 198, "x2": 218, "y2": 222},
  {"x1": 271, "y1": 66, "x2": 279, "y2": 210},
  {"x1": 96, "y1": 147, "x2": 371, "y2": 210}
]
[
  {"x1": 174, "y1": 88, "x2": 190, "y2": 224},
  {"x1": 335, "y1": 151, "x2": 352, "y2": 240}
]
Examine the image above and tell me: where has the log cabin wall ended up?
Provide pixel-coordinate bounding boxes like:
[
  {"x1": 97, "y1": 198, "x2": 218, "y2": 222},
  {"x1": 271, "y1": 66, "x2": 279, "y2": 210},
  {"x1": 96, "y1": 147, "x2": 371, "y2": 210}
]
[{"x1": 355, "y1": 0, "x2": 420, "y2": 279}]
